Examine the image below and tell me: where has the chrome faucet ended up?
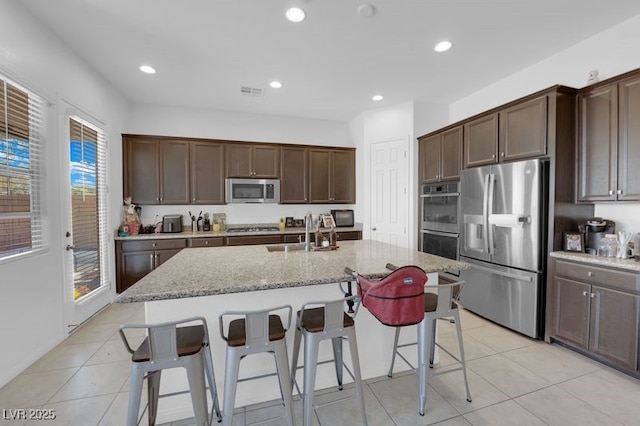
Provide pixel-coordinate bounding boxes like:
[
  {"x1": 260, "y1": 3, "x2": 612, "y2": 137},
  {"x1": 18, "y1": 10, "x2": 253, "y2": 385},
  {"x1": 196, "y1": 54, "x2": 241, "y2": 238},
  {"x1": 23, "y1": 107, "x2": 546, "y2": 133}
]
[{"x1": 304, "y1": 211, "x2": 313, "y2": 252}]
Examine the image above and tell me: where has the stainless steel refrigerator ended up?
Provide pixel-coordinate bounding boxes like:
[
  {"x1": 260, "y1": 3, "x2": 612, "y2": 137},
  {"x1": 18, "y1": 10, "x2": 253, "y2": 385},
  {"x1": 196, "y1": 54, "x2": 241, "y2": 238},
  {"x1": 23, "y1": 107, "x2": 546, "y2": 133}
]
[{"x1": 459, "y1": 159, "x2": 548, "y2": 338}]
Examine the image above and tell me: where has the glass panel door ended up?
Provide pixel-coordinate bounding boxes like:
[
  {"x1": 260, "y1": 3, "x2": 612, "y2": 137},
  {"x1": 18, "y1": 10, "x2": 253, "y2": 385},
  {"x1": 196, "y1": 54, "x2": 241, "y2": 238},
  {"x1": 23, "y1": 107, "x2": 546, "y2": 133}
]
[
  {"x1": 69, "y1": 119, "x2": 102, "y2": 300},
  {"x1": 63, "y1": 112, "x2": 110, "y2": 331}
]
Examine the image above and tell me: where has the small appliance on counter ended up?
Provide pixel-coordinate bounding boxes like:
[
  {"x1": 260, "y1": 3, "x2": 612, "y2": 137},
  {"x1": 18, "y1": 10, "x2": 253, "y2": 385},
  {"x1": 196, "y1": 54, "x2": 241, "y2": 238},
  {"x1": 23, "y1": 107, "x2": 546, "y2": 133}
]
[
  {"x1": 330, "y1": 209, "x2": 354, "y2": 227},
  {"x1": 578, "y1": 218, "x2": 615, "y2": 255},
  {"x1": 162, "y1": 214, "x2": 183, "y2": 233}
]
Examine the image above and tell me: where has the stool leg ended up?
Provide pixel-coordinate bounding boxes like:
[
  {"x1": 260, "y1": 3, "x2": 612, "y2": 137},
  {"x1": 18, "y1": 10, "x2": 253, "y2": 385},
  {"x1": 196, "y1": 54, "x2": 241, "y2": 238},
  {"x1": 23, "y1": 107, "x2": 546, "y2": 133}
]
[
  {"x1": 346, "y1": 330, "x2": 368, "y2": 426},
  {"x1": 147, "y1": 370, "x2": 161, "y2": 425},
  {"x1": 453, "y1": 311, "x2": 472, "y2": 403},
  {"x1": 429, "y1": 319, "x2": 437, "y2": 368},
  {"x1": 274, "y1": 341, "x2": 295, "y2": 426},
  {"x1": 203, "y1": 347, "x2": 222, "y2": 422},
  {"x1": 185, "y1": 353, "x2": 209, "y2": 426},
  {"x1": 290, "y1": 327, "x2": 302, "y2": 394},
  {"x1": 387, "y1": 327, "x2": 401, "y2": 378},
  {"x1": 331, "y1": 337, "x2": 344, "y2": 390},
  {"x1": 417, "y1": 317, "x2": 431, "y2": 416},
  {"x1": 222, "y1": 348, "x2": 241, "y2": 426},
  {"x1": 303, "y1": 333, "x2": 320, "y2": 426},
  {"x1": 127, "y1": 365, "x2": 145, "y2": 426}
]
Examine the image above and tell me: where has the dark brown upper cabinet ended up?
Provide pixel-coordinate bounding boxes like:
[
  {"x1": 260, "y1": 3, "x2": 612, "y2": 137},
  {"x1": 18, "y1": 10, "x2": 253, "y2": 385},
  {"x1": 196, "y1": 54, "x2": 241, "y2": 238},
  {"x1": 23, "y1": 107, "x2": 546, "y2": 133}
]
[
  {"x1": 463, "y1": 95, "x2": 547, "y2": 168},
  {"x1": 123, "y1": 136, "x2": 190, "y2": 205},
  {"x1": 578, "y1": 70, "x2": 640, "y2": 202},
  {"x1": 420, "y1": 126, "x2": 462, "y2": 183},
  {"x1": 309, "y1": 148, "x2": 355, "y2": 204},
  {"x1": 191, "y1": 141, "x2": 225, "y2": 205},
  {"x1": 280, "y1": 146, "x2": 309, "y2": 204},
  {"x1": 463, "y1": 113, "x2": 498, "y2": 168},
  {"x1": 499, "y1": 96, "x2": 548, "y2": 161},
  {"x1": 226, "y1": 143, "x2": 279, "y2": 178}
]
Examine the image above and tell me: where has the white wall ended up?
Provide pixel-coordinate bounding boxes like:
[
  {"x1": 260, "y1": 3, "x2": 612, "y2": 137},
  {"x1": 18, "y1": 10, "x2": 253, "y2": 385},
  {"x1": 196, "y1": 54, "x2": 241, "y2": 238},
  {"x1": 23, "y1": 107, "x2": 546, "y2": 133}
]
[
  {"x1": 352, "y1": 102, "x2": 417, "y2": 247},
  {"x1": 449, "y1": 14, "x2": 640, "y2": 234},
  {"x1": 0, "y1": 2, "x2": 129, "y2": 388},
  {"x1": 125, "y1": 104, "x2": 355, "y2": 225},
  {"x1": 450, "y1": 14, "x2": 640, "y2": 121}
]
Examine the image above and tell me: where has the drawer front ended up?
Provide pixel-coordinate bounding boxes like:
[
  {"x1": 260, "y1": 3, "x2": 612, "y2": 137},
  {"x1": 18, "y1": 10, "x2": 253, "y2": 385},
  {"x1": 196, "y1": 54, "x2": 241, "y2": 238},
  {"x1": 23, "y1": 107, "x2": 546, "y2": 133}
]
[
  {"x1": 190, "y1": 237, "x2": 225, "y2": 248},
  {"x1": 121, "y1": 238, "x2": 187, "y2": 252},
  {"x1": 226, "y1": 235, "x2": 282, "y2": 246},
  {"x1": 555, "y1": 260, "x2": 640, "y2": 293},
  {"x1": 337, "y1": 231, "x2": 362, "y2": 241},
  {"x1": 283, "y1": 234, "x2": 304, "y2": 243}
]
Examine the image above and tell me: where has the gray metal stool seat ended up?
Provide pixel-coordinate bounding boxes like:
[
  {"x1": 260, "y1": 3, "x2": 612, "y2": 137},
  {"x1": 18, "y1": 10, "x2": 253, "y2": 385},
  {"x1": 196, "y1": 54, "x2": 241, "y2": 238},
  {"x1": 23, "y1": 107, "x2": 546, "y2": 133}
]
[
  {"x1": 119, "y1": 316, "x2": 222, "y2": 426},
  {"x1": 388, "y1": 278, "x2": 472, "y2": 416},
  {"x1": 290, "y1": 293, "x2": 367, "y2": 426},
  {"x1": 218, "y1": 305, "x2": 294, "y2": 426}
]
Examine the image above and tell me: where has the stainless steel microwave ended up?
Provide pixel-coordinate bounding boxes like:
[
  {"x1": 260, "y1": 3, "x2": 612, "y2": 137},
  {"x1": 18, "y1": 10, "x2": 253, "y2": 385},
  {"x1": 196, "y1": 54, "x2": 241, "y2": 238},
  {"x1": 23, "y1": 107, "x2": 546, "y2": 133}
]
[{"x1": 225, "y1": 178, "x2": 280, "y2": 204}]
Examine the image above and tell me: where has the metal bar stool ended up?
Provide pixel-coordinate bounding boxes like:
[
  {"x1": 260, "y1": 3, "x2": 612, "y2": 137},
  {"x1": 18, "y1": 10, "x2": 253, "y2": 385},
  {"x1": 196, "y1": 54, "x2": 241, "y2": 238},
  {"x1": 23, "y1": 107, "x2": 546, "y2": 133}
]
[
  {"x1": 218, "y1": 305, "x2": 294, "y2": 426},
  {"x1": 290, "y1": 291, "x2": 367, "y2": 426},
  {"x1": 386, "y1": 266, "x2": 472, "y2": 416},
  {"x1": 119, "y1": 316, "x2": 222, "y2": 426}
]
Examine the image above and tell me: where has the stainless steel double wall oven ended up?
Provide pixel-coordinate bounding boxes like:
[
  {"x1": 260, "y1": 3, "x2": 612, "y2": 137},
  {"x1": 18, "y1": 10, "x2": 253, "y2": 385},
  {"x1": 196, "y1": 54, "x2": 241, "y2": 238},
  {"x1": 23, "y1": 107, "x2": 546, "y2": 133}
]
[{"x1": 420, "y1": 182, "x2": 460, "y2": 268}]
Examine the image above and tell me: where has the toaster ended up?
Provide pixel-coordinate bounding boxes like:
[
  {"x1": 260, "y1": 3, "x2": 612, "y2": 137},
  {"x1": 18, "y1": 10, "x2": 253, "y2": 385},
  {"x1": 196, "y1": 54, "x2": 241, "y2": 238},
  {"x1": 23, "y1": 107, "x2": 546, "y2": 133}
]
[{"x1": 162, "y1": 214, "x2": 183, "y2": 233}]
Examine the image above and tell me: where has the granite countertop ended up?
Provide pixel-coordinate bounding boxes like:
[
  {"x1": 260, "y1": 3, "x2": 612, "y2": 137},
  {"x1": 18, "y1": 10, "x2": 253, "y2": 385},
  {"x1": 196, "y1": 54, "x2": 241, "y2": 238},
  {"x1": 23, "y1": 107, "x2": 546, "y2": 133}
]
[
  {"x1": 116, "y1": 239, "x2": 468, "y2": 303},
  {"x1": 114, "y1": 224, "x2": 363, "y2": 240},
  {"x1": 550, "y1": 251, "x2": 640, "y2": 272}
]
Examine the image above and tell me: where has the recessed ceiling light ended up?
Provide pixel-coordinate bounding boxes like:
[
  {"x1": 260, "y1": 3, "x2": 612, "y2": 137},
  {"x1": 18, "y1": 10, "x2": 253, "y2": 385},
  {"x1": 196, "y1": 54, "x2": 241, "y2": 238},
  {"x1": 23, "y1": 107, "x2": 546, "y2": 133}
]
[
  {"x1": 285, "y1": 7, "x2": 306, "y2": 23},
  {"x1": 434, "y1": 41, "x2": 453, "y2": 53},
  {"x1": 269, "y1": 81, "x2": 283, "y2": 89},
  {"x1": 139, "y1": 65, "x2": 156, "y2": 74},
  {"x1": 372, "y1": 94, "x2": 383, "y2": 102}
]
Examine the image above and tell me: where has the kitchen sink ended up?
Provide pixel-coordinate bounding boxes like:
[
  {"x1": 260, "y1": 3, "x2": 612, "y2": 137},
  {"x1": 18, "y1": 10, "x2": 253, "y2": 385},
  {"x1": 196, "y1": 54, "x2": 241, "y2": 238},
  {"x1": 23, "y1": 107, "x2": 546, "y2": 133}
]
[{"x1": 266, "y1": 243, "x2": 306, "y2": 252}]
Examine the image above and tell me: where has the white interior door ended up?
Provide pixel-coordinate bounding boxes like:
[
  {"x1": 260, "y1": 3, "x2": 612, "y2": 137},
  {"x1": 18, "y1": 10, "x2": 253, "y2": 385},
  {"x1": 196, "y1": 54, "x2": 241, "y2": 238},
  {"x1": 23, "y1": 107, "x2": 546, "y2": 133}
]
[
  {"x1": 61, "y1": 109, "x2": 111, "y2": 332},
  {"x1": 369, "y1": 137, "x2": 409, "y2": 247}
]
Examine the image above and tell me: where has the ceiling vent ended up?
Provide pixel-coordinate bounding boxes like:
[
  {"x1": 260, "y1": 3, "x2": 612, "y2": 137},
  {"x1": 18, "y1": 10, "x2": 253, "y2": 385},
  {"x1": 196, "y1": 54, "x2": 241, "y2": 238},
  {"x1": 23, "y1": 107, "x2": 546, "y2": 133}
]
[{"x1": 240, "y1": 86, "x2": 264, "y2": 97}]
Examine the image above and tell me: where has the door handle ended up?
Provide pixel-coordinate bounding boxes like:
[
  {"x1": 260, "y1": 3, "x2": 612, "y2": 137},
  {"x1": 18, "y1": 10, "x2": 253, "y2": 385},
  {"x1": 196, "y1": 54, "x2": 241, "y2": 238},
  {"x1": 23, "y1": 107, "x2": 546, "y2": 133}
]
[
  {"x1": 371, "y1": 227, "x2": 377, "y2": 231},
  {"x1": 66, "y1": 245, "x2": 75, "y2": 251}
]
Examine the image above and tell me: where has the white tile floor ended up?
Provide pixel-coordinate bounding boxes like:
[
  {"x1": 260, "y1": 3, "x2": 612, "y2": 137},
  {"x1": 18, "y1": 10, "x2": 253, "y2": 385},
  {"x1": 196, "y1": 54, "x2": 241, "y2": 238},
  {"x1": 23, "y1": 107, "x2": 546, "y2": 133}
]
[{"x1": 1, "y1": 302, "x2": 639, "y2": 425}]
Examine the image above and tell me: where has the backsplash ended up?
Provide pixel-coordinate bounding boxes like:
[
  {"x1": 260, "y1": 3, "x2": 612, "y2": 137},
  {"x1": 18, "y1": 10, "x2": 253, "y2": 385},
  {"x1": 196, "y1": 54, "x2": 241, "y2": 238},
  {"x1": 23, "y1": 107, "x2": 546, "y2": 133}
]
[
  {"x1": 594, "y1": 203, "x2": 640, "y2": 234},
  {"x1": 134, "y1": 204, "x2": 355, "y2": 227}
]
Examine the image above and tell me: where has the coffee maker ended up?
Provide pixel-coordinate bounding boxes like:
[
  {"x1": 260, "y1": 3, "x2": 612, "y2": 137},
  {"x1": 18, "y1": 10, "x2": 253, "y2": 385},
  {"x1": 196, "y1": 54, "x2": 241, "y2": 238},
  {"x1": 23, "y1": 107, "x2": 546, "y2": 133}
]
[{"x1": 578, "y1": 218, "x2": 615, "y2": 254}]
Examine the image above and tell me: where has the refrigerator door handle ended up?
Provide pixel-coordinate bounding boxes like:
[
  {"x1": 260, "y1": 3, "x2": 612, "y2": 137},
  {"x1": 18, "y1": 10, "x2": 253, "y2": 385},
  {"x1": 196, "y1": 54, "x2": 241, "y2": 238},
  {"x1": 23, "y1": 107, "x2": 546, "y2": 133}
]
[
  {"x1": 482, "y1": 173, "x2": 490, "y2": 254},
  {"x1": 487, "y1": 173, "x2": 496, "y2": 254},
  {"x1": 468, "y1": 262, "x2": 534, "y2": 282}
]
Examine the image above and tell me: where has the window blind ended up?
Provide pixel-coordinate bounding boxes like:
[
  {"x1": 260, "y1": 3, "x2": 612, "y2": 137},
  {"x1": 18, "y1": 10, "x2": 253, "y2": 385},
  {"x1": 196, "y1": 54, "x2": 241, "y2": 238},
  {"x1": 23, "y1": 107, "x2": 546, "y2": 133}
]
[
  {"x1": 0, "y1": 77, "x2": 45, "y2": 260},
  {"x1": 69, "y1": 116, "x2": 109, "y2": 294}
]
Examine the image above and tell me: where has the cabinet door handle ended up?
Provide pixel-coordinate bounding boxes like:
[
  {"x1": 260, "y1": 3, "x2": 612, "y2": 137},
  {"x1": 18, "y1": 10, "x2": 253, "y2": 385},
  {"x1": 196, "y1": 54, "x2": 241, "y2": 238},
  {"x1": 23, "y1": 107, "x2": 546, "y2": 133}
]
[
  {"x1": 500, "y1": 152, "x2": 505, "y2": 157},
  {"x1": 617, "y1": 189, "x2": 622, "y2": 195},
  {"x1": 152, "y1": 243, "x2": 157, "y2": 247},
  {"x1": 582, "y1": 291, "x2": 588, "y2": 296},
  {"x1": 609, "y1": 190, "x2": 614, "y2": 195},
  {"x1": 590, "y1": 292, "x2": 596, "y2": 298},
  {"x1": 587, "y1": 271, "x2": 593, "y2": 277},
  {"x1": 150, "y1": 255, "x2": 155, "y2": 270},
  {"x1": 491, "y1": 154, "x2": 496, "y2": 159}
]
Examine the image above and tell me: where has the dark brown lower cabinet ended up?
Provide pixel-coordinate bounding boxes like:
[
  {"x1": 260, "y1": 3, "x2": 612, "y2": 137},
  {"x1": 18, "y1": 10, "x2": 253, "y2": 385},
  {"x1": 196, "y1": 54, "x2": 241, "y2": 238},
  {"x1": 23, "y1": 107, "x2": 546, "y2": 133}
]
[
  {"x1": 550, "y1": 259, "x2": 640, "y2": 374},
  {"x1": 116, "y1": 239, "x2": 187, "y2": 293}
]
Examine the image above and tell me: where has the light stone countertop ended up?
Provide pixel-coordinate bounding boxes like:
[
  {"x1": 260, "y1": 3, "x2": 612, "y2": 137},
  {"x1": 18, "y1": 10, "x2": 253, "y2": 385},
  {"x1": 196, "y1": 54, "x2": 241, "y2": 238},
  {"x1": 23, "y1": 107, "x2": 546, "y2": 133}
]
[
  {"x1": 116, "y1": 239, "x2": 468, "y2": 303},
  {"x1": 550, "y1": 251, "x2": 640, "y2": 272}
]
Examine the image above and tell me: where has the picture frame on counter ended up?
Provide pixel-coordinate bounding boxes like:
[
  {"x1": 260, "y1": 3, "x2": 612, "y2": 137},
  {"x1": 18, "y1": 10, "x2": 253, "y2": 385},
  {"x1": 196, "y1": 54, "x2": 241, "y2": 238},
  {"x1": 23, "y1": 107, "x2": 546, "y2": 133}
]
[
  {"x1": 322, "y1": 214, "x2": 336, "y2": 229},
  {"x1": 564, "y1": 232, "x2": 585, "y2": 252},
  {"x1": 285, "y1": 217, "x2": 294, "y2": 228}
]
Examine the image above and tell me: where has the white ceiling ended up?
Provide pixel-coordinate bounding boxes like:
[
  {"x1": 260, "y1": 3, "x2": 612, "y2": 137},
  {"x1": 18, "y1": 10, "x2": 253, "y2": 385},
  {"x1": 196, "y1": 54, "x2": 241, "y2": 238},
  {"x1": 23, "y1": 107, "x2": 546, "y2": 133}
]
[{"x1": 19, "y1": 0, "x2": 640, "y2": 122}]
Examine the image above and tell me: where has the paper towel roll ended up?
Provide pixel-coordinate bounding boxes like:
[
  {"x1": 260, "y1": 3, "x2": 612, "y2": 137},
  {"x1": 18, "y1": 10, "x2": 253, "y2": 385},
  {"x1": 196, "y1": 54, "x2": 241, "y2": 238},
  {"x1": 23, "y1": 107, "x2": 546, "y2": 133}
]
[{"x1": 488, "y1": 214, "x2": 527, "y2": 227}]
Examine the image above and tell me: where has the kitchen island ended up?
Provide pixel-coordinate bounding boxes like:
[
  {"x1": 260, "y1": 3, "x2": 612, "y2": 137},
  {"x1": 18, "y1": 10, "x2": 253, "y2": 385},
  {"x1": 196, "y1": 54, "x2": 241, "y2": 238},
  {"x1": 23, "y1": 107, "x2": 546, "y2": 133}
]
[{"x1": 116, "y1": 240, "x2": 467, "y2": 423}]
